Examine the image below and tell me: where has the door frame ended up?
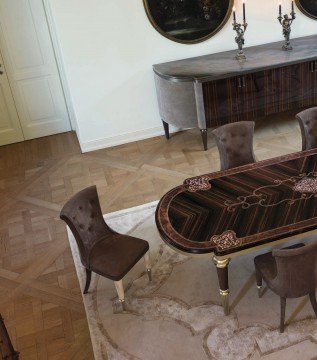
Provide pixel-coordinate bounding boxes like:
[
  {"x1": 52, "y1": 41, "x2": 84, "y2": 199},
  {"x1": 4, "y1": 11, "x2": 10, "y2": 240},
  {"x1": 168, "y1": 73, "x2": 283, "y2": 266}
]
[{"x1": 42, "y1": 0, "x2": 77, "y2": 133}]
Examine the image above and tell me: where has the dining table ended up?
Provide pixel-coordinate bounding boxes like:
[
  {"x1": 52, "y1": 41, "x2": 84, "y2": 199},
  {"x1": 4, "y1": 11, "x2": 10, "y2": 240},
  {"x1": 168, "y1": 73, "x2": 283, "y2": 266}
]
[{"x1": 155, "y1": 148, "x2": 317, "y2": 315}]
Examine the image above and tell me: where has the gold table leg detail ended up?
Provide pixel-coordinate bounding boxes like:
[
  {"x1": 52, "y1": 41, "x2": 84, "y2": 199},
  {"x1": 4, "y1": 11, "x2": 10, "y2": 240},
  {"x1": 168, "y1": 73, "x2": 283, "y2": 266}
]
[
  {"x1": 220, "y1": 289, "x2": 230, "y2": 315},
  {"x1": 213, "y1": 256, "x2": 231, "y2": 316},
  {"x1": 257, "y1": 285, "x2": 263, "y2": 298},
  {"x1": 212, "y1": 257, "x2": 230, "y2": 268}
]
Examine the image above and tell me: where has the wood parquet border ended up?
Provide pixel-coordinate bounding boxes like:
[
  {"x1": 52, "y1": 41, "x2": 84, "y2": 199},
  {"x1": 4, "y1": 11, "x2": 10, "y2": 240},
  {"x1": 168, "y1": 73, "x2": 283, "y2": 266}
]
[{"x1": 0, "y1": 113, "x2": 302, "y2": 359}]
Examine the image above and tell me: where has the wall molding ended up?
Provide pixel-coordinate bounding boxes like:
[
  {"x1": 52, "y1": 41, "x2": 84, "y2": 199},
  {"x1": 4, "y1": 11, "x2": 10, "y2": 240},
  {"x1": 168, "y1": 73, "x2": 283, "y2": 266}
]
[
  {"x1": 80, "y1": 125, "x2": 181, "y2": 153},
  {"x1": 43, "y1": 0, "x2": 78, "y2": 132}
]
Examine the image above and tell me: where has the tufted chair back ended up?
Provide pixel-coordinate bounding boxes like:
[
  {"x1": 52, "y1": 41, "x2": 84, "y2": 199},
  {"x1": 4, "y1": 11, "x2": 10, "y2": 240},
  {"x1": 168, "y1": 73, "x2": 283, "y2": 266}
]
[
  {"x1": 271, "y1": 240, "x2": 317, "y2": 298},
  {"x1": 212, "y1": 121, "x2": 256, "y2": 171},
  {"x1": 296, "y1": 107, "x2": 317, "y2": 150},
  {"x1": 60, "y1": 186, "x2": 113, "y2": 268}
]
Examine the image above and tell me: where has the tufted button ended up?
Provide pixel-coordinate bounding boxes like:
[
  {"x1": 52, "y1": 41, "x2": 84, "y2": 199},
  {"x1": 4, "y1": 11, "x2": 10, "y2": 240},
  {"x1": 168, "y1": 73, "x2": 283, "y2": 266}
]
[
  {"x1": 72, "y1": 216, "x2": 76, "y2": 220},
  {"x1": 88, "y1": 225, "x2": 92, "y2": 232},
  {"x1": 78, "y1": 206, "x2": 82, "y2": 210},
  {"x1": 79, "y1": 224, "x2": 84, "y2": 229}
]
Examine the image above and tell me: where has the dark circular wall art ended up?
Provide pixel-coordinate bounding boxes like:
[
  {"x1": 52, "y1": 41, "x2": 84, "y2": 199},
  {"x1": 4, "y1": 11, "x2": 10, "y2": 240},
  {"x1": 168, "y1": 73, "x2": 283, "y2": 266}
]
[
  {"x1": 296, "y1": 0, "x2": 317, "y2": 19},
  {"x1": 143, "y1": 0, "x2": 234, "y2": 44}
]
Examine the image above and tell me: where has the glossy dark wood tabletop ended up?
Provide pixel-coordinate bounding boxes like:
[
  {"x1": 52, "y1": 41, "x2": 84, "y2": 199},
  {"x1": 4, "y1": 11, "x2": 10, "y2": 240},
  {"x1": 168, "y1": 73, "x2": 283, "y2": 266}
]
[{"x1": 156, "y1": 149, "x2": 317, "y2": 256}]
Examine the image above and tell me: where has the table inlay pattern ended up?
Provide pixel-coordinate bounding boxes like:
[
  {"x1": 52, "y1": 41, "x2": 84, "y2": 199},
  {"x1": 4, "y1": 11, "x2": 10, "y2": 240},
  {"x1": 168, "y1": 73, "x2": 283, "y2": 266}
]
[
  {"x1": 293, "y1": 176, "x2": 317, "y2": 194},
  {"x1": 156, "y1": 149, "x2": 317, "y2": 255},
  {"x1": 183, "y1": 175, "x2": 212, "y2": 192},
  {"x1": 211, "y1": 230, "x2": 241, "y2": 250}
]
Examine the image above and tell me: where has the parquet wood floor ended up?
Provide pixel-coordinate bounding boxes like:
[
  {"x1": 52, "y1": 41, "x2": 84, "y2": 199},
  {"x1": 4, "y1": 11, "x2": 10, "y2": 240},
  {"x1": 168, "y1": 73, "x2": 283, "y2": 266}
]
[{"x1": 0, "y1": 112, "x2": 302, "y2": 359}]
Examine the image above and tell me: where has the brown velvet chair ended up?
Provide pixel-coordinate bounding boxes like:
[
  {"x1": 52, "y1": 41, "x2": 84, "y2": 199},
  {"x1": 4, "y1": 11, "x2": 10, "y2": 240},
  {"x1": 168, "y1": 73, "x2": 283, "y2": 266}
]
[
  {"x1": 212, "y1": 121, "x2": 256, "y2": 171},
  {"x1": 60, "y1": 186, "x2": 151, "y2": 309},
  {"x1": 296, "y1": 107, "x2": 317, "y2": 150},
  {"x1": 254, "y1": 241, "x2": 317, "y2": 333}
]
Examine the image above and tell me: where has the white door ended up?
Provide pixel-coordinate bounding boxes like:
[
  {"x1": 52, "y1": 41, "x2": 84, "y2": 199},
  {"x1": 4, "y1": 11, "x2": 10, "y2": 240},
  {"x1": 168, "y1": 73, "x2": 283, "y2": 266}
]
[
  {"x1": 0, "y1": 0, "x2": 71, "y2": 140},
  {"x1": 0, "y1": 51, "x2": 24, "y2": 146}
]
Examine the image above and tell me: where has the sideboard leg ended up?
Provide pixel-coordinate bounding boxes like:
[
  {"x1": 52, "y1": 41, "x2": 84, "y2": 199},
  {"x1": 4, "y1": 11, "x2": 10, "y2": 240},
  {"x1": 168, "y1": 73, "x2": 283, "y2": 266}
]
[
  {"x1": 213, "y1": 256, "x2": 231, "y2": 315},
  {"x1": 162, "y1": 120, "x2": 170, "y2": 140},
  {"x1": 200, "y1": 129, "x2": 208, "y2": 151}
]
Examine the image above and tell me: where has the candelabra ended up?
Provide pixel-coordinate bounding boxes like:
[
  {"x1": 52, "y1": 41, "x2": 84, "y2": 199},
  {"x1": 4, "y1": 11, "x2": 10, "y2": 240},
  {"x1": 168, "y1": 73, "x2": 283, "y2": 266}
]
[
  {"x1": 233, "y1": 20, "x2": 248, "y2": 61},
  {"x1": 232, "y1": 3, "x2": 247, "y2": 61},
  {"x1": 278, "y1": 2, "x2": 296, "y2": 51}
]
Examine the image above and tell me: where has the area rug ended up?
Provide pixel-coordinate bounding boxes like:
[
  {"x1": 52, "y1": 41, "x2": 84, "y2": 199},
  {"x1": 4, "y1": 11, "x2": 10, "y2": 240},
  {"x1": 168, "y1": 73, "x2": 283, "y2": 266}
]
[{"x1": 67, "y1": 201, "x2": 317, "y2": 360}]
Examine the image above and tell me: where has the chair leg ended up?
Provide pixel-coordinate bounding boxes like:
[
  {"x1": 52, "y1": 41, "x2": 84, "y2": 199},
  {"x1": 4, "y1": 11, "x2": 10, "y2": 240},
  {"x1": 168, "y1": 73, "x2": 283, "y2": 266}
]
[
  {"x1": 144, "y1": 251, "x2": 152, "y2": 281},
  {"x1": 113, "y1": 280, "x2": 125, "y2": 313},
  {"x1": 83, "y1": 269, "x2": 91, "y2": 294},
  {"x1": 309, "y1": 291, "x2": 317, "y2": 317},
  {"x1": 114, "y1": 279, "x2": 125, "y2": 305},
  {"x1": 280, "y1": 297, "x2": 286, "y2": 333},
  {"x1": 255, "y1": 267, "x2": 263, "y2": 298}
]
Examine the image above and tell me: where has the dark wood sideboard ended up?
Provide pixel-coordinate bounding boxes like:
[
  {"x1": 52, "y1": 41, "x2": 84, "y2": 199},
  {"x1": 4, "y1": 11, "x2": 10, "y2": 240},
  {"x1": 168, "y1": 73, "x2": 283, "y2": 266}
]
[{"x1": 153, "y1": 35, "x2": 317, "y2": 150}]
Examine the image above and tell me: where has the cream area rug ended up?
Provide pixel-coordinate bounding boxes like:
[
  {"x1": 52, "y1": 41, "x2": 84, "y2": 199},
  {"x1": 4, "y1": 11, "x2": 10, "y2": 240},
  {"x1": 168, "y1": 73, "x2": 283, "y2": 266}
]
[{"x1": 67, "y1": 202, "x2": 317, "y2": 360}]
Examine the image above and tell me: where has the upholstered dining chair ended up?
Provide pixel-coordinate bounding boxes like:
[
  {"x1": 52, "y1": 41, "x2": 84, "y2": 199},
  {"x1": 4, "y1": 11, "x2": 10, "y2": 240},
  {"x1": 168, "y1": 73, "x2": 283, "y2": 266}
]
[
  {"x1": 212, "y1": 121, "x2": 256, "y2": 171},
  {"x1": 296, "y1": 107, "x2": 317, "y2": 150},
  {"x1": 254, "y1": 241, "x2": 317, "y2": 333},
  {"x1": 60, "y1": 186, "x2": 151, "y2": 310}
]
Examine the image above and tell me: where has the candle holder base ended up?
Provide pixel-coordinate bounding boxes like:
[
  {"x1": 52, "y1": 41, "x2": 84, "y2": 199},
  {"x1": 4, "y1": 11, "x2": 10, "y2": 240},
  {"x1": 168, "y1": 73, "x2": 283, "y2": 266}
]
[
  {"x1": 235, "y1": 50, "x2": 246, "y2": 61},
  {"x1": 282, "y1": 42, "x2": 293, "y2": 51}
]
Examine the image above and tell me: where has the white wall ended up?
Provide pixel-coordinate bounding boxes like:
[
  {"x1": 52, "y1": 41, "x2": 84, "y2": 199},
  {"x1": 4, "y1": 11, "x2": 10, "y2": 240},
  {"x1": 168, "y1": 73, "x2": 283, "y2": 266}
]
[{"x1": 48, "y1": 0, "x2": 317, "y2": 152}]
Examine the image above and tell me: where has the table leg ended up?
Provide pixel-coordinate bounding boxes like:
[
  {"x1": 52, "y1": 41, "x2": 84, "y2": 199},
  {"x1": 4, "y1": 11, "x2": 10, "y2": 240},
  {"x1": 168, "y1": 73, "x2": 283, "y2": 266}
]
[
  {"x1": 200, "y1": 129, "x2": 208, "y2": 151},
  {"x1": 213, "y1": 256, "x2": 231, "y2": 315},
  {"x1": 162, "y1": 120, "x2": 170, "y2": 140}
]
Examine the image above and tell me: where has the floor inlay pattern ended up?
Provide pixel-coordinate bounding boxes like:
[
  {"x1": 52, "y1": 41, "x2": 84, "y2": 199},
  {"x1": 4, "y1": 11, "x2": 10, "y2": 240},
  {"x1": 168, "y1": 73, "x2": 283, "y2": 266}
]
[{"x1": 0, "y1": 112, "x2": 313, "y2": 359}]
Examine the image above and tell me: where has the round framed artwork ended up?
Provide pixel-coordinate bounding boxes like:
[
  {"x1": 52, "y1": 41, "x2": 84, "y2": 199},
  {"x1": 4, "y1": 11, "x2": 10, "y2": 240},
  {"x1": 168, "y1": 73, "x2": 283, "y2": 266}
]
[
  {"x1": 295, "y1": 0, "x2": 317, "y2": 19},
  {"x1": 143, "y1": 0, "x2": 234, "y2": 44}
]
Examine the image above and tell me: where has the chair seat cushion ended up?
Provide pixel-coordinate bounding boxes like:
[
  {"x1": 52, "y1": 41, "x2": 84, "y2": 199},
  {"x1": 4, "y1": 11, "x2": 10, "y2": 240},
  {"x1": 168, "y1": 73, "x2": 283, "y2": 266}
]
[
  {"x1": 88, "y1": 234, "x2": 149, "y2": 281},
  {"x1": 254, "y1": 243, "x2": 305, "y2": 282}
]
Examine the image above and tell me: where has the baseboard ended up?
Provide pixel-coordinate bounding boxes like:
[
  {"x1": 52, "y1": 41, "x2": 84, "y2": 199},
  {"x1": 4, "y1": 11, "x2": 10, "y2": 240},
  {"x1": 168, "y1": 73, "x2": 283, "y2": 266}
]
[{"x1": 80, "y1": 125, "x2": 181, "y2": 153}]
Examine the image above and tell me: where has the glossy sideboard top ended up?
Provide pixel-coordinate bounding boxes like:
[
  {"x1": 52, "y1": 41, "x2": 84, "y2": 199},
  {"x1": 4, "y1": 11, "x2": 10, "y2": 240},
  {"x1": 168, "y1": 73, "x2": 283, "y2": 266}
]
[{"x1": 153, "y1": 35, "x2": 317, "y2": 83}]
